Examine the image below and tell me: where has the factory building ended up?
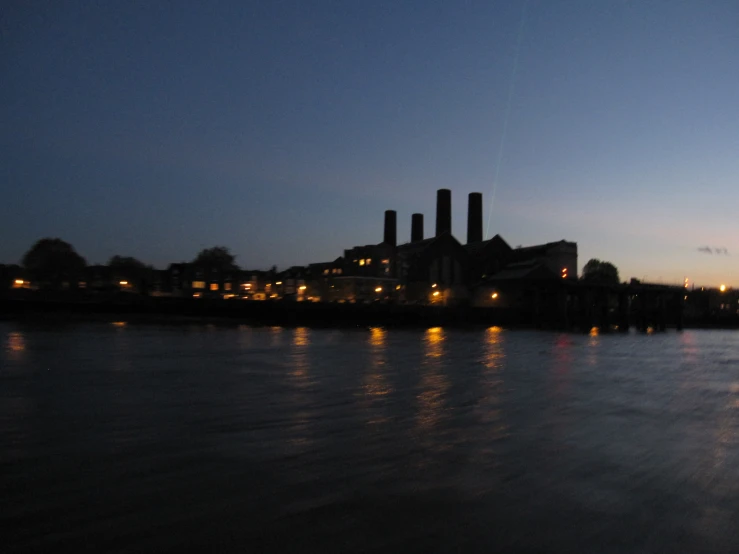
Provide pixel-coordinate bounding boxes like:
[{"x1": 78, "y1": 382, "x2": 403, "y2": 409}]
[{"x1": 306, "y1": 188, "x2": 578, "y2": 306}]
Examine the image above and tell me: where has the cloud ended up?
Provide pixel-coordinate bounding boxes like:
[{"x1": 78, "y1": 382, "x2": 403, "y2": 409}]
[{"x1": 697, "y1": 246, "x2": 730, "y2": 255}]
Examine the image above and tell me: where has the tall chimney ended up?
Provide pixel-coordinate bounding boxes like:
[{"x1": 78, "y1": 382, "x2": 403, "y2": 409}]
[
  {"x1": 411, "y1": 213, "x2": 424, "y2": 243},
  {"x1": 383, "y1": 210, "x2": 397, "y2": 246},
  {"x1": 435, "y1": 188, "x2": 451, "y2": 237},
  {"x1": 467, "y1": 192, "x2": 483, "y2": 243}
]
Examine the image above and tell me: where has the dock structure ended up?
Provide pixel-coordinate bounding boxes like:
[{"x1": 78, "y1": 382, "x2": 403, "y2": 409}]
[{"x1": 555, "y1": 280, "x2": 684, "y2": 332}]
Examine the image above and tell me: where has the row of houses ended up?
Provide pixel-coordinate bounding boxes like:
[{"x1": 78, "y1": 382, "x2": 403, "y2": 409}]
[{"x1": 1, "y1": 263, "x2": 310, "y2": 300}]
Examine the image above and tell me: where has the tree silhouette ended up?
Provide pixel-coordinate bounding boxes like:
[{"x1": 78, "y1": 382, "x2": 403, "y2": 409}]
[
  {"x1": 22, "y1": 238, "x2": 86, "y2": 286},
  {"x1": 581, "y1": 258, "x2": 620, "y2": 285},
  {"x1": 192, "y1": 247, "x2": 238, "y2": 270},
  {"x1": 108, "y1": 255, "x2": 147, "y2": 271},
  {"x1": 107, "y1": 255, "x2": 153, "y2": 292}
]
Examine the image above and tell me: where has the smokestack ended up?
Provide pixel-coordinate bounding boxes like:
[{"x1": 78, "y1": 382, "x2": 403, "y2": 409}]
[
  {"x1": 411, "y1": 213, "x2": 424, "y2": 243},
  {"x1": 467, "y1": 192, "x2": 483, "y2": 244},
  {"x1": 435, "y1": 188, "x2": 451, "y2": 237},
  {"x1": 383, "y1": 210, "x2": 397, "y2": 246}
]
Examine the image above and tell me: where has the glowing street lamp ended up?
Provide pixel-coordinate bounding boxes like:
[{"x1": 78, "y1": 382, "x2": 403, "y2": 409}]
[
  {"x1": 491, "y1": 292, "x2": 499, "y2": 300},
  {"x1": 374, "y1": 286, "x2": 383, "y2": 293}
]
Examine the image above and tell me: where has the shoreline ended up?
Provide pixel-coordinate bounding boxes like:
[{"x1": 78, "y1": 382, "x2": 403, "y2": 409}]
[{"x1": 2, "y1": 295, "x2": 737, "y2": 331}]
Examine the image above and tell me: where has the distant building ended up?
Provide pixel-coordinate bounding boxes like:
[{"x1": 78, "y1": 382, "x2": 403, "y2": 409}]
[
  {"x1": 161, "y1": 263, "x2": 242, "y2": 298},
  {"x1": 333, "y1": 243, "x2": 397, "y2": 303},
  {"x1": 509, "y1": 240, "x2": 578, "y2": 281}
]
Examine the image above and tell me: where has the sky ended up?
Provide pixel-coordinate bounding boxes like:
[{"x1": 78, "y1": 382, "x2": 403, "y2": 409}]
[{"x1": 2, "y1": 0, "x2": 738, "y2": 286}]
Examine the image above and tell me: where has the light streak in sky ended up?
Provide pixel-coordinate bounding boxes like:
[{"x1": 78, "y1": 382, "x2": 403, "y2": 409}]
[{"x1": 486, "y1": 0, "x2": 529, "y2": 240}]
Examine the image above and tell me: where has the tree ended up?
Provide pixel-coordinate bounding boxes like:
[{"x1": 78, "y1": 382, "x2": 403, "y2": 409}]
[
  {"x1": 22, "y1": 238, "x2": 86, "y2": 285},
  {"x1": 581, "y1": 258, "x2": 620, "y2": 285},
  {"x1": 107, "y1": 255, "x2": 153, "y2": 292},
  {"x1": 192, "y1": 246, "x2": 238, "y2": 270},
  {"x1": 108, "y1": 255, "x2": 147, "y2": 271}
]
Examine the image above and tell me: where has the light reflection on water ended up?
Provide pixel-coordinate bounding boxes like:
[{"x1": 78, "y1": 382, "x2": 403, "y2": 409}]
[
  {"x1": 361, "y1": 328, "x2": 391, "y2": 426},
  {"x1": 416, "y1": 326, "x2": 449, "y2": 438},
  {"x1": 5, "y1": 331, "x2": 26, "y2": 361},
  {"x1": 2, "y1": 322, "x2": 739, "y2": 553}
]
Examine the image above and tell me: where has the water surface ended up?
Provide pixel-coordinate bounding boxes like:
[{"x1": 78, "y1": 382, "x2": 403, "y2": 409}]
[{"x1": 2, "y1": 322, "x2": 738, "y2": 552}]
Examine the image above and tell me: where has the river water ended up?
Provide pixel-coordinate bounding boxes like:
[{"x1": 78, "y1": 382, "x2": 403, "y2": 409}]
[{"x1": 1, "y1": 321, "x2": 738, "y2": 553}]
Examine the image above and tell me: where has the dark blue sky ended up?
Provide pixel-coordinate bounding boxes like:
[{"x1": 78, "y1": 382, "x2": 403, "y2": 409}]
[{"x1": 2, "y1": 0, "x2": 738, "y2": 285}]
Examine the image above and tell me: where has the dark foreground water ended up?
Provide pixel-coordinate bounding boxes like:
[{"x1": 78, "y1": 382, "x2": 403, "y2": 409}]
[{"x1": 1, "y1": 321, "x2": 738, "y2": 553}]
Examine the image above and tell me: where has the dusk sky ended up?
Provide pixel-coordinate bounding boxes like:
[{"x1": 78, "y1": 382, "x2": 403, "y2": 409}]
[{"x1": 2, "y1": 1, "x2": 738, "y2": 286}]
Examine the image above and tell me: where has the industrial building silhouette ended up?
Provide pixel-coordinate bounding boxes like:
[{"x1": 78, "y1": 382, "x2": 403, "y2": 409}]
[{"x1": 308, "y1": 188, "x2": 578, "y2": 306}]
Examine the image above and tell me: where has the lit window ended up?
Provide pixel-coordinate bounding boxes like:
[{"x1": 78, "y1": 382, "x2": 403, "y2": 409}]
[
  {"x1": 210, "y1": 283, "x2": 219, "y2": 291},
  {"x1": 366, "y1": 259, "x2": 372, "y2": 264},
  {"x1": 382, "y1": 259, "x2": 390, "y2": 265},
  {"x1": 337, "y1": 269, "x2": 342, "y2": 274},
  {"x1": 192, "y1": 281, "x2": 205, "y2": 289},
  {"x1": 225, "y1": 283, "x2": 232, "y2": 291},
  {"x1": 359, "y1": 259, "x2": 365, "y2": 266},
  {"x1": 324, "y1": 269, "x2": 329, "y2": 275}
]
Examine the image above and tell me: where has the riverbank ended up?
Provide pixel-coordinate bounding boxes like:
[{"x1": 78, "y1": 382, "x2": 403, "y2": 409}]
[{"x1": 2, "y1": 293, "x2": 738, "y2": 330}]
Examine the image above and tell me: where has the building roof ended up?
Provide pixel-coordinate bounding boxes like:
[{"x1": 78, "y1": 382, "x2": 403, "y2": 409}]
[
  {"x1": 396, "y1": 235, "x2": 439, "y2": 257},
  {"x1": 464, "y1": 234, "x2": 512, "y2": 257},
  {"x1": 512, "y1": 239, "x2": 576, "y2": 258}
]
